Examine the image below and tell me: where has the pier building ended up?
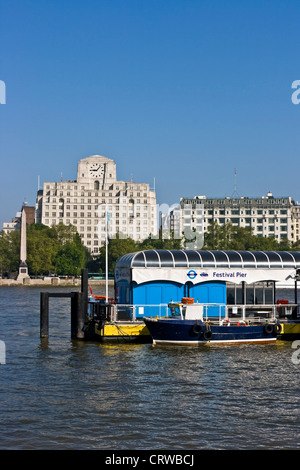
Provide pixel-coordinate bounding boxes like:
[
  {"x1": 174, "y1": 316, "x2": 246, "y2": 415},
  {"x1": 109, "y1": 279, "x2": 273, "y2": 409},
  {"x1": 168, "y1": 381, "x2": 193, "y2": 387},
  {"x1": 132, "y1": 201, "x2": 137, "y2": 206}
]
[
  {"x1": 115, "y1": 249, "x2": 300, "y2": 318},
  {"x1": 35, "y1": 155, "x2": 158, "y2": 255}
]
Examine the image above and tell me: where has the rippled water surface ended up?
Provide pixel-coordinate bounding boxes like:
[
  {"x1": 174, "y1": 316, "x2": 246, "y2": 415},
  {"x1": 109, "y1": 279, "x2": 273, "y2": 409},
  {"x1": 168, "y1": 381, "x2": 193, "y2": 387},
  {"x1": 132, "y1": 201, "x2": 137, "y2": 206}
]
[{"x1": 0, "y1": 286, "x2": 299, "y2": 450}]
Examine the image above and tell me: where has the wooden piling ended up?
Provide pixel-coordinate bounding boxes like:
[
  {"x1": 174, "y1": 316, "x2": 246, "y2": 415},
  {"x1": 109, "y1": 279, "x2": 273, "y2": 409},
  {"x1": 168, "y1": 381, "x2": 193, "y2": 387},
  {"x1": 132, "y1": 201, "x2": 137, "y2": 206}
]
[
  {"x1": 71, "y1": 292, "x2": 85, "y2": 340},
  {"x1": 39, "y1": 269, "x2": 89, "y2": 340},
  {"x1": 81, "y1": 268, "x2": 88, "y2": 316},
  {"x1": 40, "y1": 292, "x2": 49, "y2": 338}
]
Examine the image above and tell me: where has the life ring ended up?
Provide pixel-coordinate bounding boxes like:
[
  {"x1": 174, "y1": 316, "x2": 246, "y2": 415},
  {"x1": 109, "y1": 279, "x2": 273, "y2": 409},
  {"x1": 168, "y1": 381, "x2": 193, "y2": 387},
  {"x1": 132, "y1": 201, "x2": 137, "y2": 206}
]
[
  {"x1": 263, "y1": 324, "x2": 274, "y2": 335},
  {"x1": 221, "y1": 319, "x2": 230, "y2": 326},
  {"x1": 192, "y1": 323, "x2": 202, "y2": 335},
  {"x1": 237, "y1": 321, "x2": 246, "y2": 327},
  {"x1": 203, "y1": 329, "x2": 212, "y2": 341},
  {"x1": 276, "y1": 299, "x2": 288, "y2": 314}
]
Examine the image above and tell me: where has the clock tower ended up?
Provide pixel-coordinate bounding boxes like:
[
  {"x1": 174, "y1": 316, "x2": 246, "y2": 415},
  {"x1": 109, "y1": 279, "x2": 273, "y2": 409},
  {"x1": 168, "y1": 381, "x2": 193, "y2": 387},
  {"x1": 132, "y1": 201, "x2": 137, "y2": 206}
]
[{"x1": 77, "y1": 155, "x2": 117, "y2": 187}]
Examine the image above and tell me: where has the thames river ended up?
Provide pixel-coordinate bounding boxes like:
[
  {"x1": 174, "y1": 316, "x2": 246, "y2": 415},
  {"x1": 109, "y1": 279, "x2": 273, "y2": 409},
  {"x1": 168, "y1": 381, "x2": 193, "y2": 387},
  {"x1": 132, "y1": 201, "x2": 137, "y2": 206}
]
[{"x1": 0, "y1": 285, "x2": 299, "y2": 450}]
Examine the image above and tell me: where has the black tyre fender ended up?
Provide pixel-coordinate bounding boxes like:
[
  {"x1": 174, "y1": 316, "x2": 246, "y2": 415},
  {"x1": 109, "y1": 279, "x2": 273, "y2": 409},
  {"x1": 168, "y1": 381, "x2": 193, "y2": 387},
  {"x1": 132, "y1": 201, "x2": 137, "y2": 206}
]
[
  {"x1": 203, "y1": 329, "x2": 212, "y2": 341},
  {"x1": 191, "y1": 323, "x2": 202, "y2": 335},
  {"x1": 263, "y1": 323, "x2": 274, "y2": 335}
]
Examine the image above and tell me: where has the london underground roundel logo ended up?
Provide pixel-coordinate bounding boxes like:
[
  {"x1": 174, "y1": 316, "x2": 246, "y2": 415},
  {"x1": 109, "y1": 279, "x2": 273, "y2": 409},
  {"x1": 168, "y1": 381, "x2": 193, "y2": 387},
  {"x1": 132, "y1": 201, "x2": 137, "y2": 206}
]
[{"x1": 187, "y1": 270, "x2": 197, "y2": 279}]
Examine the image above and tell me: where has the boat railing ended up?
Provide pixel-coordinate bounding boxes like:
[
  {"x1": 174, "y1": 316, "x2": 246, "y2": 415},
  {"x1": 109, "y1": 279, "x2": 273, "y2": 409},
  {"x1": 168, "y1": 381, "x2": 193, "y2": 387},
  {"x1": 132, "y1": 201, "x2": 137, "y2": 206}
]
[
  {"x1": 226, "y1": 303, "x2": 298, "y2": 322},
  {"x1": 110, "y1": 304, "x2": 169, "y2": 322},
  {"x1": 183, "y1": 303, "x2": 279, "y2": 324},
  {"x1": 88, "y1": 301, "x2": 299, "y2": 324}
]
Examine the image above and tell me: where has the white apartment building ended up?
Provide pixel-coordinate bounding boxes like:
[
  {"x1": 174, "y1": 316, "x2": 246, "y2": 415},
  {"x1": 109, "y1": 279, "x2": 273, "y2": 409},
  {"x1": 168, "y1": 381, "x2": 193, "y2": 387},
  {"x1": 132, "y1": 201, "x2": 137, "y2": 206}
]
[
  {"x1": 179, "y1": 192, "x2": 294, "y2": 243},
  {"x1": 291, "y1": 204, "x2": 300, "y2": 243},
  {"x1": 35, "y1": 155, "x2": 158, "y2": 255}
]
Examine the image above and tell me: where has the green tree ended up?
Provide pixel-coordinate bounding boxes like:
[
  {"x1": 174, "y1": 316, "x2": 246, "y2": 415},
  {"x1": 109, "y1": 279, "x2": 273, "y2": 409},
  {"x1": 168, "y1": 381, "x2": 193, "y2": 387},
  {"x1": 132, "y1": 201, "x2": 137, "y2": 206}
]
[
  {"x1": 51, "y1": 223, "x2": 79, "y2": 245},
  {"x1": 52, "y1": 224, "x2": 87, "y2": 275},
  {"x1": 98, "y1": 235, "x2": 137, "y2": 273},
  {"x1": 26, "y1": 222, "x2": 87, "y2": 276},
  {"x1": 27, "y1": 224, "x2": 58, "y2": 275},
  {"x1": 54, "y1": 235, "x2": 86, "y2": 276},
  {"x1": 0, "y1": 230, "x2": 20, "y2": 275},
  {"x1": 202, "y1": 221, "x2": 224, "y2": 250},
  {"x1": 248, "y1": 235, "x2": 279, "y2": 251},
  {"x1": 292, "y1": 240, "x2": 300, "y2": 251},
  {"x1": 139, "y1": 230, "x2": 183, "y2": 250},
  {"x1": 202, "y1": 221, "x2": 286, "y2": 251}
]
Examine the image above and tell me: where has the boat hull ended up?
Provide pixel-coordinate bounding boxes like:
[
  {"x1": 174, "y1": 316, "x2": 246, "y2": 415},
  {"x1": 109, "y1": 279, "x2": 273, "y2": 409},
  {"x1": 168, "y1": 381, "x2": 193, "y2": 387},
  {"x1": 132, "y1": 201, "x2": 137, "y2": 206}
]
[
  {"x1": 278, "y1": 321, "x2": 300, "y2": 340},
  {"x1": 143, "y1": 318, "x2": 278, "y2": 345},
  {"x1": 84, "y1": 319, "x2": 151, "y2": 343}
]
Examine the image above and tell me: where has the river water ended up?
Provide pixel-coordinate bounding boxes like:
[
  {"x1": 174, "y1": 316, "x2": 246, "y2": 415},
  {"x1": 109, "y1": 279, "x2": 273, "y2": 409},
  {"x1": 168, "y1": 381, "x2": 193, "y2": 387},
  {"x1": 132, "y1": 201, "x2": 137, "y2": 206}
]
[{"x1": 0, "y1": 285, "x2": 299, "y2": 450}]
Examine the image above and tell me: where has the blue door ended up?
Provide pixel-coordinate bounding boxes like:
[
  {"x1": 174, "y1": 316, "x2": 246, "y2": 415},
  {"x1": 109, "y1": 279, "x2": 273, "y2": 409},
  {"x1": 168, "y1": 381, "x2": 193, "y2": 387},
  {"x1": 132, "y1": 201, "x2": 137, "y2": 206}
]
[
  {"x1": 188, "y1": 282, "x2": 226, "y2": 317},
  {"x1": 132, "y1": 281, "x2": 184, "y2": 317}
]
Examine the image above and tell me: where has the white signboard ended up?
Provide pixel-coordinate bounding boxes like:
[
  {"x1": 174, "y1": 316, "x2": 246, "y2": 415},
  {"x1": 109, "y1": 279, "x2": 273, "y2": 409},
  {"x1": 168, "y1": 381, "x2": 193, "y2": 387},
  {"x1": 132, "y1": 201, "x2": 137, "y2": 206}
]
[{"x1": 131, "y1": 267, "x2": 295, "y2": 286}]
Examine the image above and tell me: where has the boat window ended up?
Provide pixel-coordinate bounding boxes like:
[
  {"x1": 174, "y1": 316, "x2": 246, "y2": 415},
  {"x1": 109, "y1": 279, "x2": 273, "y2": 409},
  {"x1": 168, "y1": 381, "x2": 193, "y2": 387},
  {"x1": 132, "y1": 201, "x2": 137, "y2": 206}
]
[{"x1": 169, "y1": 305, "x2": 181, "y2": 317}]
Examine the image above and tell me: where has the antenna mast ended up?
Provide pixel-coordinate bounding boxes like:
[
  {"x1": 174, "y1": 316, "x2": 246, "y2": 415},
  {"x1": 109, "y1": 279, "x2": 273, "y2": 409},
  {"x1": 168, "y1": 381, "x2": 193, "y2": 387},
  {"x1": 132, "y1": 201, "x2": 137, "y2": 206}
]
[{"x1": 231, "y1": 168, "x2": 239, "y2": 198}]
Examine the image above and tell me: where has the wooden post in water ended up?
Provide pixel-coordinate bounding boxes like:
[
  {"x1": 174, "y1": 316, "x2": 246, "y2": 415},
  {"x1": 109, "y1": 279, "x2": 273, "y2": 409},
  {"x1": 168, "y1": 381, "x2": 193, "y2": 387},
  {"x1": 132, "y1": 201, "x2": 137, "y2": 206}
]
[
  {"x1": 81, "y1": 268, "x2": 88, "y2": 314},
  {"x1": 71, "y1": 292, "x2": 85, "y2": 339},
  {"x1": 71, "y1": 269, "x2": 88, "y2": 340},
  {"x1": 40, "y1": 269, "x2": 89, "y2": 340},
  {"x1": 40, "y1": 292, "x2": 49, "y2": 338}
]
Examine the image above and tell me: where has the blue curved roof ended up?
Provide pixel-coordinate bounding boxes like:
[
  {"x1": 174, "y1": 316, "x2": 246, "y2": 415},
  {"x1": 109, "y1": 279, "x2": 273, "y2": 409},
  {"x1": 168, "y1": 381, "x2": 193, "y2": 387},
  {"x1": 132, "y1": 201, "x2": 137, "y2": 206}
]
[{"x1": 115, "y1": 250, "x2": 300, "y2": 269}]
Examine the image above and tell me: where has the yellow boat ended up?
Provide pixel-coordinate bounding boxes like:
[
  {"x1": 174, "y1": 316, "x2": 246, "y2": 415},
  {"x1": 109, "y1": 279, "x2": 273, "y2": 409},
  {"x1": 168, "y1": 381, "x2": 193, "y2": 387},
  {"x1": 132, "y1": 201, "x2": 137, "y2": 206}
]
[{"x1": 84, "y1": 318, "x2": 151, "y2": 342}]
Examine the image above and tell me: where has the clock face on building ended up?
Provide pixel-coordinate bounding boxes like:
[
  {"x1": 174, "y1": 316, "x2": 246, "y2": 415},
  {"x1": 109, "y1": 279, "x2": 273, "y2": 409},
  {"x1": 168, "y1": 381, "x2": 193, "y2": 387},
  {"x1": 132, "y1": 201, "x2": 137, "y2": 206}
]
[{"x1": 88, "y1": 163, "x2": 105, "y2": 178}]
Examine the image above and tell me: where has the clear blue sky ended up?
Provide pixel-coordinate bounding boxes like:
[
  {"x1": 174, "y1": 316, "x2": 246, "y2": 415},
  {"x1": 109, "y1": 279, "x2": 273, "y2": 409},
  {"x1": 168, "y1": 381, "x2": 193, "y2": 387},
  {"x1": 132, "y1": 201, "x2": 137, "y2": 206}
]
[{"x1": 1, "y1": 0, "x2": 300, "y2": 227}]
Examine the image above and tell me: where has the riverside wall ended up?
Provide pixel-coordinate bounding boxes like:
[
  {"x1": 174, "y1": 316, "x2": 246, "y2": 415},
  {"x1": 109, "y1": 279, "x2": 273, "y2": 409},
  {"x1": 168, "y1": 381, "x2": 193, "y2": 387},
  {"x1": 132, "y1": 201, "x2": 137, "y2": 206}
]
[{"x1": 0, "y1": 277, "x2": 114, "y2": 287}]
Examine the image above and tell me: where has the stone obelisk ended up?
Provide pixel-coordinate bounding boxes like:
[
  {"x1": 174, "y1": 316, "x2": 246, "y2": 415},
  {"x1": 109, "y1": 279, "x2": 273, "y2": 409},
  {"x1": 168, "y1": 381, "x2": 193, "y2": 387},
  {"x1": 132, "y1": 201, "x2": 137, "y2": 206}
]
[{"x1": 17, "y1": 207, "x2": 30, "y2": 281}]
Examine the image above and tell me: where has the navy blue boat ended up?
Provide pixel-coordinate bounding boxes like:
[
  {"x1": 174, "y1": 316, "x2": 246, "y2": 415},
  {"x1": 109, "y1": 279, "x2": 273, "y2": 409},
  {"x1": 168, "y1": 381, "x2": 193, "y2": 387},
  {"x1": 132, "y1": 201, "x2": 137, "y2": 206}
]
[{"x1": 143, "y1": 302, "x2": 280, "y2": 345}]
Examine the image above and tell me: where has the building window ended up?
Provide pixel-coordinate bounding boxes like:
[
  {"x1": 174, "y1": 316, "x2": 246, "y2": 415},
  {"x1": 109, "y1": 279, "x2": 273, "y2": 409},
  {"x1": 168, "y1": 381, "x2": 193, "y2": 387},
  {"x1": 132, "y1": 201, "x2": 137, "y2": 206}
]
[{"x1": 227, "y1": 282, "x2": 274, "y2": 305}]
